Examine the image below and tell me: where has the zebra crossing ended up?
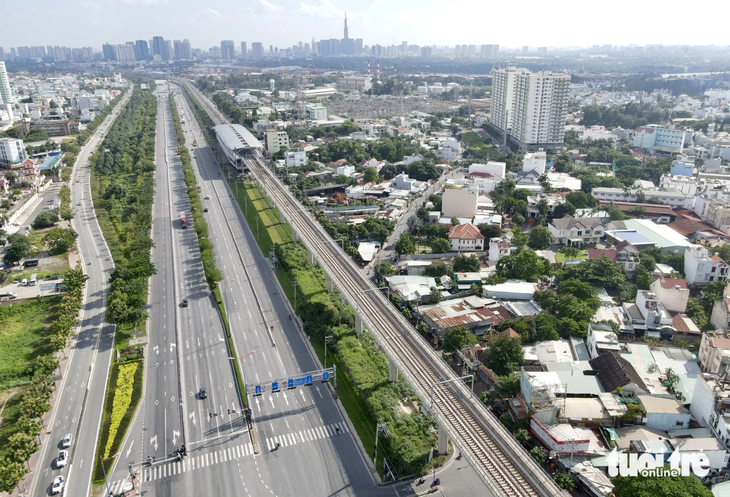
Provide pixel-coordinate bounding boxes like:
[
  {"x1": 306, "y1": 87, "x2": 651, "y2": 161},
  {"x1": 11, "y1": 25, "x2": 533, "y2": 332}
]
[
  {"x1": 106, "y1": 442, "x2": 255, "y2": 494},
  {"x1": 265, "y1": 422, "x2": 348, "y2": 451}
]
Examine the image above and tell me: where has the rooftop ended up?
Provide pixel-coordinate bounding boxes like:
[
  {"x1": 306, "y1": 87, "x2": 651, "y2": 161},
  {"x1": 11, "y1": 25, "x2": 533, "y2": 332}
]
[
  {"x1": 637, "y1": 394, "x2": 687, "y2": 415},
  {"x1": 214, "y1": 124, "x2": 263, "y2": 151}
]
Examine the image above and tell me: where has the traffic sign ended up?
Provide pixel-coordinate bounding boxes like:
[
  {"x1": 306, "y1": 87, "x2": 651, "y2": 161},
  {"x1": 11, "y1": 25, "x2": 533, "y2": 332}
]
[
  {"x1": 255, "y1": 385, "x2": 262, "y2": 396},
  {"x1": 322, "y1": 371, "x2": 329, "y2": 382},
  {"x1": 307, "y1": 375, "x2": 313, "y2": 385},
  {"x1": 272, "y1": 381, "x2": 279, "y2": 392},
  {"x1": 288, "y1": 379, "x2": 294, "y2": 389}
]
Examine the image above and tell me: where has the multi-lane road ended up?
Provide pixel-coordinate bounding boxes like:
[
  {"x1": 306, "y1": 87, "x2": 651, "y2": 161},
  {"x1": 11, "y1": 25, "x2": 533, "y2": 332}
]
[{"x1": 28, "y1": 88, "x2": 131, "y2": 497}]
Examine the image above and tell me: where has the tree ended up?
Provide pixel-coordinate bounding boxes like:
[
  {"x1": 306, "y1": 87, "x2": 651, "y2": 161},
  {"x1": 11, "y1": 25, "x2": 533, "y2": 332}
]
[
  {"x1": 635, "y1": 266, "x2": 654, "y2": 290},
  {"x1": 557, "y1": 257, "x2": 626, "y2": 288},
  {"x1": 478, "y1": 224, "x2": 502, "y2": 242},
  {"x1": 552, "y1": 201, "x2": 576, "y2": 218},
  {"x1": 9, "y1": 432, "x2": 37, "y2": 469},
  {"x1": 363, "y1": 167, "x2": 378, "y2": 183},
  {"x1": 453, "y1": 254, "x2": 481, "y2": 273},
  {"x1": 43, "y1": 228, "x2": 76, "y2": 255},
  {"x1": 450, "y1": 216, "x2": 460, "y2": 226},
  {"x1": 429, "y1": 286, "x2": 443, "y2": 305},
  {"x1": 430, "y1": 238, "x2": 451, "y2": 253},
  {"x1": 554, "y1": 473, "x2": 575, "y2": 491},
  {"x1": 533, "y1": 290, "x2": 558, "y2": 312},
  {"x1": 534, "y1": 313, "x2": 560, "y2": 341},
  {"x1": 530, "y1": 446, "x2": 547, "y2": 465},
  {"x1": 496, "y1": 249, "x2": 552, "y2": 282},
  {"x1": 514, "y1": 428, "x2": 530, "y2": 446},
  {"x1": 611, "y1": 468, "x2": 712, "y2": 497},
  {"x1": 394, "y1": 232, "x2": 415, "y2": 255},
  {"x1": 443, "y1": 326, "x2": 477, "y2": 353},
  {"x1": 496, "y1": 318, "x2": 532, "y2": 342},
  {"x1": 0, "y1": 456, "x2": 26, "y2": 493},
  {"x1": 558, "y1": 317, "x2": 588, "y2": 338},
  {"x1": 425, "y1": 260, "x2": 452, "y2": 278},
  {"x1": 528, "y1": 226, "x2": 554, "y2": 250},
  {"x1": 3, "y1": 236, "x2": 31, "y2": 264},
  {"x1": 511, "y1": 227, "x2": 528, "y2": 248},
  {"x1": 493, "y1": 372, "x2": 521, "y2": 398},
  {"x1": 32, "y1": 209, "x2": 59, "y2": 229},
  {"x1": 485, "y1": 335, "x2": 524, "y2": 375}
]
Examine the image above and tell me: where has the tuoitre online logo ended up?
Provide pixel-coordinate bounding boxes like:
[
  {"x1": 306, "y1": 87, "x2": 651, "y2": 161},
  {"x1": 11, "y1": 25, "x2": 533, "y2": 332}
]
[{"x1": 606, "y1": 448, "x2": 710, "y2": 478}]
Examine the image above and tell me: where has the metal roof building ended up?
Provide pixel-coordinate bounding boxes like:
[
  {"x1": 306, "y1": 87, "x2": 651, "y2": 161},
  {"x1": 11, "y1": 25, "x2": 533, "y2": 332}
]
[{"x1": 214, "y1": 124, "x2": 263, "y2": 170}]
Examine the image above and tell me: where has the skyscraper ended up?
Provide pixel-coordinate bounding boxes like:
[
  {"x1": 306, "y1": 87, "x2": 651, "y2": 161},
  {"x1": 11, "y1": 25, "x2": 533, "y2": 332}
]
[
  {"x1": 240, "y1": 42, "x2": 247, "y2": 60},
  {"x1": 251, "y1": 42, "x2": 264, "y2": 60},
  {"x1": 135, "y1": 40, "x2": 150, "y2": 60},
  {"x1": 182, "y1": 40, "x2": 193, "y2": 60},
  {"x1": 344, "y1": 13, "x2": 349, "y2": 40},
  {"x1": 102, "y1": 43, "x2": 115, "y2": 61},
  {"x1": 152, "y1": 36, "x2": 169, "y2": 60},
  {"x1": 491, "y1": 66, "x2": 570, "y2": 150},
  {"x1": 221, "y1": 40, "x2": 235, "y2": 60},
  {"x1": 0, "y1": 61, "x2": 14, "y2": 104}
]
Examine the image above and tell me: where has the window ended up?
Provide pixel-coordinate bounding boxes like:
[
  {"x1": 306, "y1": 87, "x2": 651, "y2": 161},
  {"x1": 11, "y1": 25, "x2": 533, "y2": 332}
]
[{"x1": 676, "y1": 420, "x2": 684, "y2": 427}]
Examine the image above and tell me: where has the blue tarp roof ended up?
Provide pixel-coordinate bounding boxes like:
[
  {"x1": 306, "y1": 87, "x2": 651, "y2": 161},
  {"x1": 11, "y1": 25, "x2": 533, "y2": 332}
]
[{"x1": 37, "y1": 152, "x2": 61, "y2": 171}]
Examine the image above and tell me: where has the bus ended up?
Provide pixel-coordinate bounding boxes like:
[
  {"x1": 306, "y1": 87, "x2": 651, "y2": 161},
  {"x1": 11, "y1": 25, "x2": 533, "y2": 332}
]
[
  {"x1": 180, "y1": 211, "x2": 187, "y2": 229},
  {"x1": 23, "y1": 259, "x2": 39, "y2": 268}
]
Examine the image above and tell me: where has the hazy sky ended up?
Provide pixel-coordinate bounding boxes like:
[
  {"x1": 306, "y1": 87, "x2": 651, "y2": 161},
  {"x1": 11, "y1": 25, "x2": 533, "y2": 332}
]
[{"x1": 2, "y1": 0, "x2": 729, "y2": 51}]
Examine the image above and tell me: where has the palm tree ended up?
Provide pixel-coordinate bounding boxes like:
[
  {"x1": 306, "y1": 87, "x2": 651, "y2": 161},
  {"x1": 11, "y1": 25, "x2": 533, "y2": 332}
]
[{"x1": 560, "y1": 245, "x2": 583, "y2": 261}]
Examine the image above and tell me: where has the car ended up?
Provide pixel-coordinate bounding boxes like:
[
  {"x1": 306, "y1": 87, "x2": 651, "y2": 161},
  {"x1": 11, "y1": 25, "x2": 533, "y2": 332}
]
[
  {"x1": 204, "y1": 194, "x2": 210, "y2": 199},
  {"x1": 203, "y1": 208, "x2": 209, "y2": 213},
  {"x1": 77, "y1": 202, "x2": 82, "y2": 206},
  {"x1": 51, "y1": 476, "x2": 64, "y2": 495},
  {"x1": 181, "y1": 299, "x2": 188, "y2": 307},
  {"x1": 56, "y1": 450, "x2": 68, "y2": 468},
  {"x1": 62, "y1": 433, "x2": 72, "y2": 448},
  {"x1": 199, "y1": 387, "x2": 207, "y2": 399}
]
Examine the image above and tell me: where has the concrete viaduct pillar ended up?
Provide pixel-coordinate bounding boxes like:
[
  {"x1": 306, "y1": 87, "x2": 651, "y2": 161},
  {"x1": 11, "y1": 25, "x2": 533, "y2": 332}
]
[
  {"x1": 355, "y1": 314, "x2": 363, "y2": 334},
  {"x1": 437, "y1": 425, "x2": 449, "y2": 455},
  {"x1": 389, "y1": 359, "x2": 398, "y2": 382},
  {"x1": 307, "y1": 249, "x2": 315, "y2": 265},
  {"x1": 292, "y1": 231, "x2": 299, "y2": 242},
  {"x1": 326, "y1": 274, "x2": 333, "y2": 294}
]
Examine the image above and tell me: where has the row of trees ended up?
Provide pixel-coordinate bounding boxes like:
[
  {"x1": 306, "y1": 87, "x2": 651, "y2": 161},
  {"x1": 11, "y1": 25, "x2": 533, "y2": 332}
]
[
  {"x1": 93, "y1": 87, "x2": 158, "y2": 330},
  {"x1": 0, "y1": 263, "x2": 88, "y2": 493}
]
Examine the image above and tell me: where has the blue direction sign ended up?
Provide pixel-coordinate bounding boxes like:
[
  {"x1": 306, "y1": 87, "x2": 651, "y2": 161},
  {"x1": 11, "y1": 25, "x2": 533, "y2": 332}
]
[
  {"x1": 288, "y1": 379, "x2": 294, "y2": 389},
  {"x1": 272, "y1": 381, "x2": 279, "y2": 392},
  {"x1": 307, "y1": 375, "x2": 313, "y2": 385},
  {"x1": 293, "y1": 375, "x2": 311, "y2": 387},
  {"x1": 322, "y1": 371, "x2": 329, "y2": 382},
  {"x1": 254, "y1": 385, "x2": 262, "y2": 396}
]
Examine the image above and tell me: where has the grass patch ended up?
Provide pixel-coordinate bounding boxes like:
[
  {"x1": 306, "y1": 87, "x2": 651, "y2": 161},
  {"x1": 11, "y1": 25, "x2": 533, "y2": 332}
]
[
  {"x1": 93, "y1": 360, "x2": 143, "y2": 483},
  {"x1": 461, "y1": 130, "x2": 504, "y2": 161},
  {"x1": 0, "y1": 296, "x2": 60, "y2": 391},
  {"x1": 555, "y1": 250, "x2": 588, "y2": 263}
]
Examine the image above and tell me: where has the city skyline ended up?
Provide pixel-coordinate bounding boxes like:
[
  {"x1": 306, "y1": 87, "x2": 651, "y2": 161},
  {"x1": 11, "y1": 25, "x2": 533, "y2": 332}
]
[{"x1": 1, "y1": 0, "x2": 729, "y2": 51}]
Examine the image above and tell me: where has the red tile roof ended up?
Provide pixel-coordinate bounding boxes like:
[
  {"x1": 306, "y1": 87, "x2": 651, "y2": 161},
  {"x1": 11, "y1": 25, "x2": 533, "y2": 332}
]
[
  {"x1": 500, "y1": 327, "x2": 520, "y2": 339},
  {"x1": 654, "y1": 277, "x2": 687, "y2": 290},
  {"x1": 671, "y1": 314, "x2": 700, "y2": 335},
  {"x1": 448, "y1": 224, "x2": 485, "y2": 240},
  {"x1": 587, "y1": 249, "x2": 618, "y2": 261}
]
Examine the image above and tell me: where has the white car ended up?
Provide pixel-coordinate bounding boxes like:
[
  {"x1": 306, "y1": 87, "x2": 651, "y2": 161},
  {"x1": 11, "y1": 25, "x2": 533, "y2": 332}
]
[
  {"x1": 204, "y1": 194, "x2": 210, "y2": 199},
  {"x1": 51, "y1": 475, "x2": 64, "y2": 494},
  {"x1": 56, "y1": 450, "x2": 68, "y2": 468},
  {"x1": 62, "y1": 433, "x2": 72, "y2": 448}
]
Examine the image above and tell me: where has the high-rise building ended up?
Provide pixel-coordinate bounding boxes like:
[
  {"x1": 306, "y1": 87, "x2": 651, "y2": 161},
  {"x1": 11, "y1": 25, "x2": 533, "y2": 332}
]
[
  {"x1": 480, "y1": 44, "x2": 499, "y2": 58},
  {"x1": 135, "y1": 40, "x2": 150, "y2": 60},
  {"x1": 0, "y1": 138, "x2": 27, "y2": 166},
  {"x1": 102, "y1": 43, "x2": 115, "y2": 61},
  {"x1": 221, "y1": 40, "x2": 235, "y2": 60},
  {"x1": 152, "y1": 36, "x2": 169, "y2": 60},
  {"x1": 344, "y1": 12, "x2": 349, "y2": 40},
  {"x1": 421, "y1": 47, "x2": 432, "y2": 58},
  {"x1": 240, "y1": 42, "x2": 247, "y2": 59},
  {"x1": 174, "y1": 40, "x2": 184, "y2": 60},
  {"x1": 0, "y1": 48, "x2": 5, "y2": 61},
  {"x1": 182, "y1": 40, "x2": 193, "y2": 60},
  {"x1": 251, "y1": 42, "x2": 264, "y2": 60},
  {"x1": 166, "y1": 40, "x2": 173, "y2": 60},
  {"x1": 491, "y1": 66, "x2": 570, "y2": 150},
  {"x1": 0, "y1": 61, "x2": 14, "y2": 104}
]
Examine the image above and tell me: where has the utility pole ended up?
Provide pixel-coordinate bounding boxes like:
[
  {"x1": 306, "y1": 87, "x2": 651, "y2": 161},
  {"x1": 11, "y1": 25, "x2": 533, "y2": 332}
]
[{"x1": 373, "y1": 420, "x2": 388, "y2": 468}]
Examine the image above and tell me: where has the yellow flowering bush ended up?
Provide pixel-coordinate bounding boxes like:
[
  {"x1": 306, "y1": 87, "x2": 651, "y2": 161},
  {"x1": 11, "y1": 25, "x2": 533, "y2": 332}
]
[{"x1": 104, "y1": 362, "x2": 138, "y2": 458}]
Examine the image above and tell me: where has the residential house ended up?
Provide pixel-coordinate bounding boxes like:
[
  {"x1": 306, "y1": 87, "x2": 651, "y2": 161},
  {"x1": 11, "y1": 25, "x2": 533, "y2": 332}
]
[
  {"x1": 591, "y1": 187, "x2": 695, "y2": 209},
  {"x1": 489, "y1": 236, "x2": 513, "y2": 261},
  {"x1": 671, "y1": 313, "x2": 701, "y2": 342},
  {"x1": 586, "y1": 323, "x2": 621, "y2": 359},
  {"x1": 392, "y1": 173, "x2": 417, "y2": 191},
  {"x1": 615, "y1": 241, "x2": 640, "y2": 276},
  {"x1": 633, "y1": 290, "x2": 674, "y2": 339},
  {"x1": 437, "y1": 139, "x2": 461, "y2": 161},
  {"x1": 448, "y1": 224, "x2": 485, "y2": 251},
  {"x1": 523, "y1": 150, "x2": 547, "y2": 175},
  {"x1": 548, "y1": 215, "x2": 605, "y2": 246},
  {"x1": 698, "y1": 330, "x2": 730, "y2": 374},
  {"x1": 588, "y1": 351, "x2": 648, "y2": 393},
  {"x1": 704, "y1": 199, "x2": 730, "y2": 233},
  {"x1": 469, "y1": 162, "x2": 506, "y2": 178},
  {"x1": 527, "y1": 193, "x2": 566, "y2": 219},
  {"x1": 649, "y1": 276, "x2": 689, "y2": 313},
  {"x1": 636, "y1": 394, "x2": 691, "y2": 431},
  {"x1": 690, "y1": 375, "x2": 730, "y2": 451},
  {"x1": 711, "y1": 298, "x2": 730, "y2": 331},
  {"x1": 596, "y1": 201, "x2": 676, "y2": 224},
  {"x1": 442, "y1": 189, "x2": 478, "y2": 218},
  {"x1": 684, "y1": 244, "x2": 729, "y2": 285},
  {"x1": 419, "y1": 296, "x2": 511, "y2": 338},
  {"x1": 667, "y1": 208, "x2": 729, "y2": 242},
  {"x1": 284, "y1": 148, "x2": 307, "y2": 168}
]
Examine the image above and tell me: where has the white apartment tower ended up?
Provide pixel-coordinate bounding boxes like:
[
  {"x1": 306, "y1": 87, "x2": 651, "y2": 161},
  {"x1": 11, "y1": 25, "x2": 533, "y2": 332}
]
[
  {"x1": 491, "y1": 66, "x2": 570, "y2": 151},
  {"x1": 0, "y1": 61, "x2": 13, "y2": 104}
]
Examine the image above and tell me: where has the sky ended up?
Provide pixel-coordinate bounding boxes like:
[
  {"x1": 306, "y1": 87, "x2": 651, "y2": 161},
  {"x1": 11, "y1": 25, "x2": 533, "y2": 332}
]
[{"x1": 2, "y1": 0, "x2": 729, "y2": 51}]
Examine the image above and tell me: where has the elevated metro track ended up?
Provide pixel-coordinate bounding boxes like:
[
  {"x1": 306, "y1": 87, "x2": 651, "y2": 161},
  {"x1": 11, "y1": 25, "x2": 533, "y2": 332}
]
[{"x1": 176, "y1": 78, "x2": 565, "y2": 497}]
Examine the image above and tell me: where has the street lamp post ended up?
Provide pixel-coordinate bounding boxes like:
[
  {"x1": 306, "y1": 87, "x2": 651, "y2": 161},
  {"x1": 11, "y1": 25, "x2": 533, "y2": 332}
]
[
  {"x1": 324, "y1": 335, "x2": 333, "y2": 369},
  {"x1": 101, "y1": 453, "x2": 120, "y2": 497}
]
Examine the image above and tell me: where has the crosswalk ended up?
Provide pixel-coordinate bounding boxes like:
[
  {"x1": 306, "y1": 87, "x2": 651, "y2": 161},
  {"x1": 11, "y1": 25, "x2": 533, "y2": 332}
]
[
  {"x1": 265, "y1": 422, "x2": 348, "y2": 451},
  {"x1": 107, "y1": 423, "x2": 348, "y2": 493},
  {"x1": 106, "y1": 442, "x2": 255, "y2": 494}
]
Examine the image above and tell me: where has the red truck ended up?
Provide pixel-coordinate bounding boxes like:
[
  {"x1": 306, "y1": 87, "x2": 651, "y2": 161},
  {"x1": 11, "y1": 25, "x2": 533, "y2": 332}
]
[{"x1": 180, "y1": 211, "x2": 187, "y2": 229}]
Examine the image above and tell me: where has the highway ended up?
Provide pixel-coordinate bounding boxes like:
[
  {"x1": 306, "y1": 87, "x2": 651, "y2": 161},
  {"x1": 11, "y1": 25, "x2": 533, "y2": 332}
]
[
  {"x1": 104, "y1": 83, "x2": 245, "y2": 497},
  {"x1": 166, "y1": 86, "x2": 384, "y2": 496},
  {"x1": 181, "y1": 80, "x2": 564, "y2": 497},
  {"x1": 27, "y1": 88, "x2": 131, "y2": 497}
]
